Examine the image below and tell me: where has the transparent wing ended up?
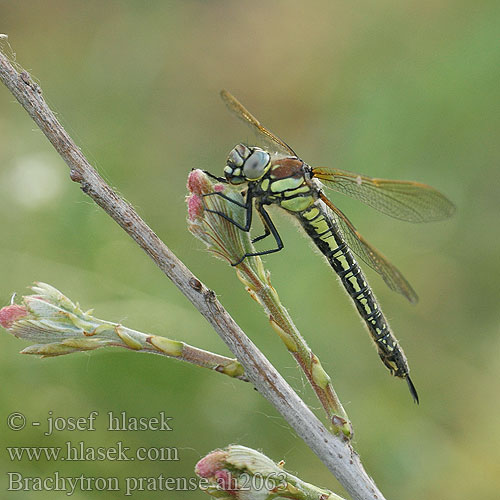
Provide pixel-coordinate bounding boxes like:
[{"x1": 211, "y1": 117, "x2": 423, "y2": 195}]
[
  {"x1": 220, "y1": 90, "x2": 296, "y2": 157},
  {"x1": 320, "y1": 192, "x2": 418, "y2": 303},
  {"x1": 313, "y1": 167, "x2": 455, "y2": 222}
]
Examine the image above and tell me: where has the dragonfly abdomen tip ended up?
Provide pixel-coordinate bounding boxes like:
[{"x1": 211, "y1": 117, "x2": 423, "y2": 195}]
[{"x1": 406, "y1": 375, "x2": 419, "y2": 404}]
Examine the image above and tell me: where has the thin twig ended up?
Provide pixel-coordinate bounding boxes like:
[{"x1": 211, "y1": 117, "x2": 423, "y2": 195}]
[
  {"x1": 0, "y1": 282, "x2": 247, "y2": 380},
  {"x1": 0, "y1": 40, "x2": 386, "y2": 500},
  {"x1": 187, "y1": 170, "x2": 351, "y2": 436}
]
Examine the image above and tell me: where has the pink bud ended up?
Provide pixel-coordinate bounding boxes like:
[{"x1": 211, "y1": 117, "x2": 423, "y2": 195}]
[
  {"x1": 0, "y1": 305, "x2": 28, "y2": 329},
  {"x1": 186, "y1": 194, "x2": 204, "y2": 221},
  {"x1": 195, "y1": 450, "x2": 227, "y2": 478},
  {"x1": 187, "y1": 169, "x2": 212, "y2": 196}
]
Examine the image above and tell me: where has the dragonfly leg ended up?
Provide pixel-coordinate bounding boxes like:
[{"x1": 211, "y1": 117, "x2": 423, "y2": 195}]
[
  {"x1": 203, "y1": 189, "x2": 253, "y2": 232},
  {"x1": 203, "y1": 190, "x2": 247, "y2": 209},
  {"x1": 231, "y1": 204, "x2": 284, "y2": 266},
  {"x1": 252, "y1": 209, "x2": 272, "y2": 243},
  {"x1": 201, "y1": 169, "x2": 227, "y2": 183}
]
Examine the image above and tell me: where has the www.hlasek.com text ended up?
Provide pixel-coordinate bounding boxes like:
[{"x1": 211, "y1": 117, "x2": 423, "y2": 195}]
[{"x1": 7, "y1": 441, "x2": 179, "y2": 462}]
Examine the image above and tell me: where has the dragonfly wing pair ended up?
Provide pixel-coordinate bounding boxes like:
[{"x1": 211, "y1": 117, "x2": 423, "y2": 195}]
[{"x1": 314, "y1": 168, "x2": 456, "y2": 303}]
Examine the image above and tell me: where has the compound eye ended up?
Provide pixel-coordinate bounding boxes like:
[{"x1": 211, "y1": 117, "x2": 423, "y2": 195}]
[{"x1": 243, "y1": 150, "x2": 270, "y2": 180}]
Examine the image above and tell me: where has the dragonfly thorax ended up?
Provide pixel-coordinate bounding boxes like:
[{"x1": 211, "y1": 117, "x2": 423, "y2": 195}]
[{"x1": 224, "y1": 144, "x2": 271, "y2": 185}]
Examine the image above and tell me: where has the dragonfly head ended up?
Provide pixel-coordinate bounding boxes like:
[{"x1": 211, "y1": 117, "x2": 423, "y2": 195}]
[{"x1": 224, "y1": 144, "x2": 271, "y2": 185}]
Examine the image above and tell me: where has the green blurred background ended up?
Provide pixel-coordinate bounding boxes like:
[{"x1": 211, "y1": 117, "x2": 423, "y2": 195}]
[{"x1": 1, "y1": 1, "x2": 499, "y2": 499}]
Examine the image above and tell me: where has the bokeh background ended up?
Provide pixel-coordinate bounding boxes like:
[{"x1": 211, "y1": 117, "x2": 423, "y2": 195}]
[{"x1": 1, "y1": 1, "x2": 499, "y2": 499}]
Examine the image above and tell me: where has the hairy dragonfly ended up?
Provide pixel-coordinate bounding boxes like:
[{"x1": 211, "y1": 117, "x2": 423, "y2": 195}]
[{"x1": 204, "y1": 90, "x2": 455, "y2": 403}]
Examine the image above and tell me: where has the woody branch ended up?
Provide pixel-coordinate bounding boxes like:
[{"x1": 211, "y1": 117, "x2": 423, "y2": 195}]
[{"x1": 0, "y1": 39, "x2": 385, "y2": 500}]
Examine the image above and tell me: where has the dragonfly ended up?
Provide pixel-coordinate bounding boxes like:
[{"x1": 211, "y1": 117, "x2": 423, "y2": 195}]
[{"x1": 204, "y1": 90, "x2": 455, "y2": 403}]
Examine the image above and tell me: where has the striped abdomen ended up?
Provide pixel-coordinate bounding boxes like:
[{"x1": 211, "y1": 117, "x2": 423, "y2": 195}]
[{"x1": 297, "y1": 201, "x2": 416, "y2": 395}]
